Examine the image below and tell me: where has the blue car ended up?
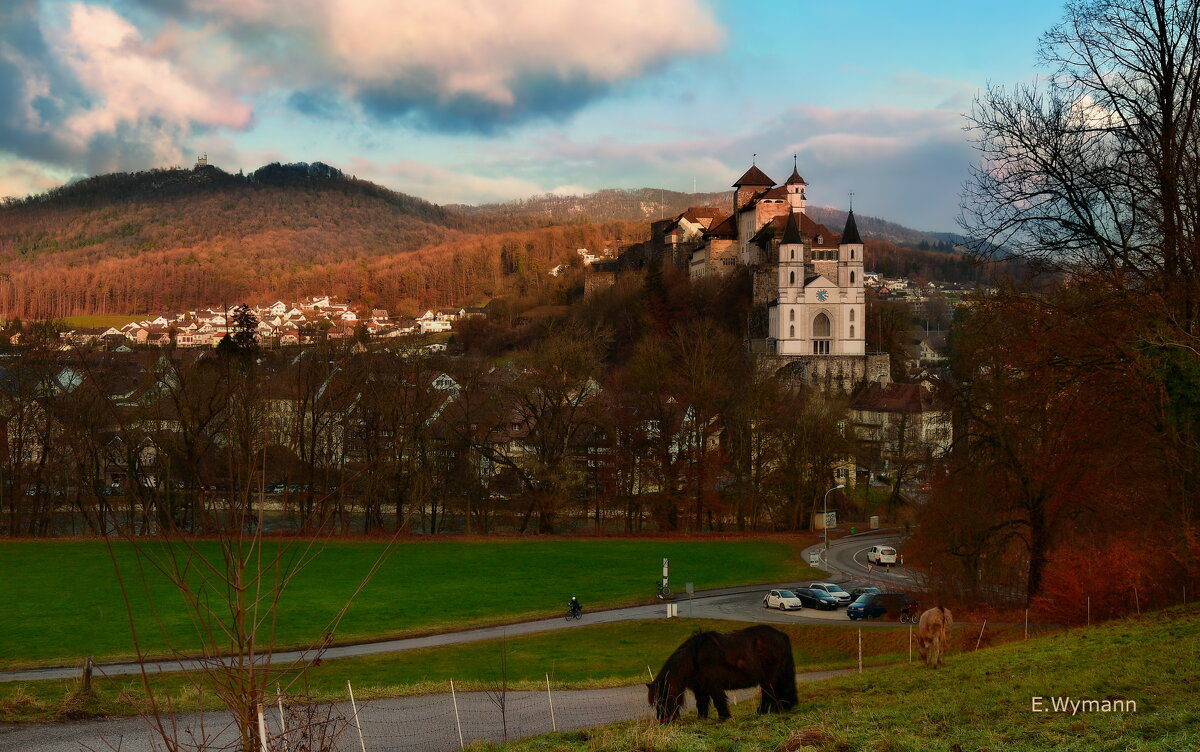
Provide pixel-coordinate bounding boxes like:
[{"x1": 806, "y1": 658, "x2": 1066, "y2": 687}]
[{"x1": 847, "y1": 593, "x2": 913, "y2": 620}]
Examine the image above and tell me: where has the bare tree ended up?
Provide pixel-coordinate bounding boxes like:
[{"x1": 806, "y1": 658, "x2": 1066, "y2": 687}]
[{"x1": 961, "y1": 0, "x2": 1200, "y2": 560}]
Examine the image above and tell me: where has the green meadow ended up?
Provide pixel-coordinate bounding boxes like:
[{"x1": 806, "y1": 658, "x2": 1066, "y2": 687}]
[
  {"x1": 0, "y1": 538, "x2": 816, "y2": 669},
  {"x1": 502, "y1": 608, "x2": 1200, "y2": 752},
  {"x1": 0, "y1": 617, "x2": 928, "y2": 723}
]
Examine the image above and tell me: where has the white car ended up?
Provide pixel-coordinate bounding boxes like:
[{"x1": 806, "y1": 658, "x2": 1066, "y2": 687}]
[
  {"x1": 867, "y1": 545, "x2": 898, "y2": 566},
  {"x1": 763, "y1": 589, "x2": 804, "y2": 611},
  {"x1": 808, "y1": 582, "x2": 853, "y2": 605}
]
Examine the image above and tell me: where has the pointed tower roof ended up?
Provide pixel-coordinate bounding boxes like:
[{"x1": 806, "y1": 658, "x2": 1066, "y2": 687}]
[
  {"x1": 841, "y1": 209, "x2": 863, "y2": 245},
  {"x1": 733, "y1": 164, "x2": 775, "y2": 187},
  {"x1": 781, "y1": 210, "x2": 803, "y2": 245},
  {"x1": 785, "y1": 155, "x2": 806, "y2": 185}
]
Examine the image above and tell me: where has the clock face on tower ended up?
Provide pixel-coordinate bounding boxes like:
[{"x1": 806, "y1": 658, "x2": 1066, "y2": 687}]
[{"x1": 816, "y1": 290, "x2": 829, "y2": 302}]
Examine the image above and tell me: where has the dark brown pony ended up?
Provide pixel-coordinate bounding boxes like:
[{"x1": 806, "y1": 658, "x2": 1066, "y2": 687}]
[{"x1": 646, "y1": 625, "x2": 797, "y2": 722}]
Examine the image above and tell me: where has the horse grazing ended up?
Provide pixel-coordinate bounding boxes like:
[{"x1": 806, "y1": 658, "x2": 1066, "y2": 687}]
[
  {"x1": 646, "y1": 625, "x2": 797, "y2": 722},
  {"x1": 916, "y1": 606, "x2": 953, "y2": 667}
]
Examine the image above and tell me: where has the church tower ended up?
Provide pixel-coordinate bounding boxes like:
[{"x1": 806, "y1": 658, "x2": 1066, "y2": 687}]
[
  {"x1": 784, "y1": 157, "x2": 807, "y2": 215},
  {"x1": 836, "y1": 209, "x2": 866, "y2": 355}
]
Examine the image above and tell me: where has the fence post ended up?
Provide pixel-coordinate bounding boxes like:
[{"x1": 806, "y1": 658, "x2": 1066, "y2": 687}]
[
  {"x1": 1134, "y1": 587, "x2": 1140, "y2": 615},
  {"x1": 347, "y1": 681, "x2": 367, "y2": 752},
  {"x1": 647, "y1": 665, "x2": 654, "y2": 681},
  {"x1": 257, "y1": 704, "x2": 268, "y2": 752},
  {"x1": 1024, "y1": 609, "x2": 1028, "y2": 640},
  {"x1": 546, "y1": 674, "x2": 557, "y2": 732},
  {"x1": 1087, "y1": 596, "x2": 1090, "y2": 626},
  {"x1": 907, "y1": 625, "x2": 912, "y2": 663},
  {"x1": 276, "y1": 684, "x2": 288, "y2": 752},
  {"x1": 857, "y1": 629, "x2": 862, "y2": 673},
  {"x1": 450, "y1": 680, "x2": 464, "y2": 751},
  {"x1": 975, "y1": 621, "x2": 987, "y2": 651}
]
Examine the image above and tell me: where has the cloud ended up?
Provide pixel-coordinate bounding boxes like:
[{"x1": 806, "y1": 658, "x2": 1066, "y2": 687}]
[
  {"x1": 56, "y1": 4, "x2": 253, "y2": 150},
  {"x1": 0, "y1": 1, "x2": 254, "y2": 179},
  {"x1": 154, "y1": 0, "x2": 724, "y2": 132},
  {"x1": 0, "y1": 158, "x2": 76, "y2": 200}
]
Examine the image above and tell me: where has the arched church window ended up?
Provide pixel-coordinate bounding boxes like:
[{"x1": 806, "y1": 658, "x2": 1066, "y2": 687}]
[
  {"x1": 850, "y1": 325, "x2": 855, "y2": 338},
  {"x1": 789, "y1": 309, "x2": 795, "y2": 322},
  {"x1": 851, "y1": 248, "x2": 856, "y2": 259},
  {"x1": 850, "y1": 309, "x2": 855, "y2": 322},
  {"x1": 790, "y1": 248, "x2": 795, "y2": 260},
  {"x1": 789, "y1": 271, "x2": 795, "y2": 285},
  {"x1": 789, "y1": 325, "x2": 795, "y2": 337},
  {"x1": 851, "y1": 271, "x2": 856, "y2": 284},
  {"x1": 813, "y1": 313, "x2": 831, "y2": 338}
]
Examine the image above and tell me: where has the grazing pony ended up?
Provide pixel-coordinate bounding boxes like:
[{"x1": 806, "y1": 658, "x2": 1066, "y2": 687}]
[
  {"x1": 916, "y1": 606, "x2": 953, "y2": 667},
  {"x1": 646, "y1": 625, "x2": 797, "y2": 722}
]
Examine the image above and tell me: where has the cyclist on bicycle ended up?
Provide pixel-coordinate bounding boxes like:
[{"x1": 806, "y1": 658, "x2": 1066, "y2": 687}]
[{"x1": 568, "y1": 596, "x2": 582, "y2": 617}]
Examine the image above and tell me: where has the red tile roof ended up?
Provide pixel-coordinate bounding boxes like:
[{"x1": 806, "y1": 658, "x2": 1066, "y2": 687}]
[
  {"x1": 733, "y1": 164, "x2": 775, "y2": 187},
  {"x1": 705, "y1": 213, "x2": 738, "y2": 238}
]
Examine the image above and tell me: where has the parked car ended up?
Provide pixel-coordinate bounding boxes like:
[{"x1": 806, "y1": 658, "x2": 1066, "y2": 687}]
[
  {"x1": 808, "y1": 582, "x2": 853, "y2": 606},
  {"x1": 848, "y1": 586, "x2": 882, "y2": 601},
  {"x1": 867, "y1": 545, "x2": 898, "y2": 566},
  {"x1": 762, "y1": 589, "x2": 804, "y2": 611},
  {"x1": 791, "y1": 587, "x2": 840, "y2": 610},
  {"x1": 847, "y1": 592, "x2": 915, "y2": 620}
]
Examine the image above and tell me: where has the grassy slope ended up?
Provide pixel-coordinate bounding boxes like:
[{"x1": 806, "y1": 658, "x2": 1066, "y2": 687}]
[
  {"x1": 0, "y1": 617, "x2": 1044, "y2": 724},
  {"x1": 501, "y1": 608, "x2": 1200, "y2": 752},
  {"x1": 0, "y1": 538, "x2": 817, "y2": 668}
]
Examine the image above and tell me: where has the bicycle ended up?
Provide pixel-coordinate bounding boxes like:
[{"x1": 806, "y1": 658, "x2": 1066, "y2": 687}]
[
  {"x1": 655, "y1": 582, "x2": 675, "y2": 600},
  {"x1": 565, "y1": 606, "x2": 583, "y2": 621},
  {"x1": 898, "y1": 605, "x2": 921, "y2": 624}
]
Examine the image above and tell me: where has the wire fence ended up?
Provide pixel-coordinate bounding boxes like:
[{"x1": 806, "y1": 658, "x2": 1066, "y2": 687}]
[{"x1": 253, "y1": 679, "x2": 769, "y2": 752}]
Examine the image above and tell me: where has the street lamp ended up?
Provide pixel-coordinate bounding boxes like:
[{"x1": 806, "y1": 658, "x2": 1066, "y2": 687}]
[{"x1": 823, "y1": 484, "x2": 845, "y2": 556}]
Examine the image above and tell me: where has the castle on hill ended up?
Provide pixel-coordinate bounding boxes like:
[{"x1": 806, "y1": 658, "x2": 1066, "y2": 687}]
[{"x1": 666, "y1": 159, "x2": 887, "y2": 390}]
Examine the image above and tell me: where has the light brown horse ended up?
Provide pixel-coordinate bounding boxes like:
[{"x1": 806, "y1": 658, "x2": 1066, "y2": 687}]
[{"x1": 916, "y1": 606, "x2": 953, "y2": 667}]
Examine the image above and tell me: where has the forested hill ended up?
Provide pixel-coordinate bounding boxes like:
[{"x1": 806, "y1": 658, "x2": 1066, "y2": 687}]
[
  {"x1": 0, "y1": 161, "x2": 969, "y2": 320},
  {"x1": 0, "y1": 162, "x2": 643, "y2": 319}
]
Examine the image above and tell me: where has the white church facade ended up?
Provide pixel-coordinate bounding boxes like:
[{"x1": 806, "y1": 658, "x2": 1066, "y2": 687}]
[{"x1": 687, "y1": 161, "x2": 871, "y2": 373}]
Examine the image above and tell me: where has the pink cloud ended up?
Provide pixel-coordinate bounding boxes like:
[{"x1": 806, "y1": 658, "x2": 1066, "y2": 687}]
[{"x1": 55, "y1": 4, "x2": 253, "y2": 150}]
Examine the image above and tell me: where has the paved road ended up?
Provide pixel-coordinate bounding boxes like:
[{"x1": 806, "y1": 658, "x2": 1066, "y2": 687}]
[
  {"x1": 0, "y1": 668, "x2": 861, "y2": 752},
  {"x1": 0, "y1": 532, "x2": 915, "y2": 685}
]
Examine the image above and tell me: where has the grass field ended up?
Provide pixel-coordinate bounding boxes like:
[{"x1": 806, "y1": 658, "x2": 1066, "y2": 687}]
[
  {"x1": 0, "y1": 538, "x2": 817, "y2": 669},
  {"x1": 500, "y1": 607, "x2": 1200, "y2": 752},
  {"x1": 60, "y1": 314, "x2": 140, "y2": 329},
  {"x1": 0, "y1": 617, "x2": 1046, "y2": 724}
]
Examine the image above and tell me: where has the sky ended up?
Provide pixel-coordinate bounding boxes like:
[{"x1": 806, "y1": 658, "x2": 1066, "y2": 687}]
[{"x1": 0, "y1": 0, "x2": 1068, "y2": 231}]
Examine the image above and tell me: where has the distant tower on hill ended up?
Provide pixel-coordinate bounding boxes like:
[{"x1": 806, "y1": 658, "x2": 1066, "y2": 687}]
[{"x1": 195, "y1": 153, "x2": 208, "y2": 168}]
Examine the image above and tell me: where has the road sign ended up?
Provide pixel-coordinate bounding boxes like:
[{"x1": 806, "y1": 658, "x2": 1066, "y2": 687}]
[
  {"x1": 809, "y1": 550, "x2": 820, "y2": 565},
  {"x1": 825, "y1": 511, "x2": 837, "y2": 528}
]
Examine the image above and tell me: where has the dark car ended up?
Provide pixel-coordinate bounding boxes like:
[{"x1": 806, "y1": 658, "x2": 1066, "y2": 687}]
[
  {"x1": 849, "y1": 586, "x2": 882, "y2": 601},
  {"x1": 847, "y1": 592, "x2": 914, "y2": 620},
  {"x1": 791, "y1": 587, "x2": 840, "y2": 610}
]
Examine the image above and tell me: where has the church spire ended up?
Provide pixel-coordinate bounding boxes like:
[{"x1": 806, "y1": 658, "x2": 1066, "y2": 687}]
[
  {"x1": 841, "y1": 209, "x2": 862, "y2": 245},
  {"x1": 781, "y1": 208, "x2": 803, "y2": 245},
  {"x1": 785, "y1": 154, "x2": 806, "y2": 186}
]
